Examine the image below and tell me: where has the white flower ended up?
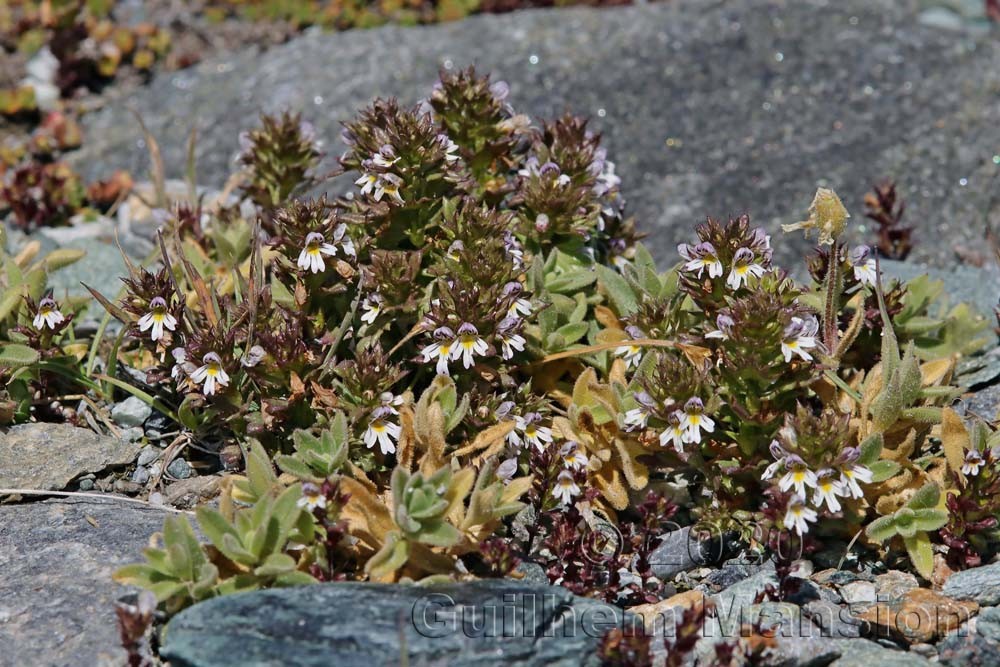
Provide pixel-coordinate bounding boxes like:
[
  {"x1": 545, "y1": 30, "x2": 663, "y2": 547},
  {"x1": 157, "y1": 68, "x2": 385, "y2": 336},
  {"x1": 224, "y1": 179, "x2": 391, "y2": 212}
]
[
  {"x1": 705, "y1": 313, "x2": 735, "y2": 340},
  {"x1": 839, "y1": 463, "x2": 873, "y2": 499},
  {"x1": 962, "y1": 450, "x2": 984, "y2": 477},
  {"x1": 680, "y1": 397, "x2": 715, "y2": 443},
  {"x1": 421, "y1": 326, "x2": 456, "y2": 376},
  {"x1": 355, "y1": 172, "x2": 377, "y2": 196},
  {"x1": 849, "y1": 246, "x2": 877, "y2": 287},
  {"x1": 503, "y1": 231, "x2": 524, "y2": 269},
  {"x1": 552, "y1": 470, "x2": 580, "y2": 505},
  {"x1": 360, "y1": 293, "x2": 384, "y2": 325},
  {"x1": 496, "y1": 317, "x2": 526, "y2": 361},
  {"x1": 726, "y1": 247, "x2": 765, "y2": 290},
  {"x1": 372, "y1": 145, "x2": 399, "y2": 168},
  {"x1": 171, "y1": 347, "x2": 195, "y2": 386},
  {"x1": 517, "y1": 157, "x2": 541, "y2": 178},
  {"x1": 297, "y1": 483, "x2": 327, "y2": 511},
  {"x1": 624, "y1": 391, "x2": 658, "y2": 431},
  {"x1": 455, "y1": 322, "x2": 488, "y2": 369},
  {"x1": 762, "y1": 440, "x2": 787, "y2": 481},
  {"x1": 364, "y1": 407, "x2": 401, "y2": 455},
  {"x1": 439, "y1": 135, "x2": 460, "y2": 162},
  {"x1": 659, "y1": 412, "x2": 687, "y2": 452},
  {"x1": 783, "y1": 494, "x2": 818, "y2": 536},
  {"x1": 137, "y1": 296, "x2": 177, "y2": 342},
  {"x1": 503, "y1": 282, "x2": 533, "y2": 318},
  {"x1": 678, "y1": 241, "x2": 724, "y2": 279},
  {"x1": 624, "y1": 407, "x2": 649, "y2": 430},
  {"x1": 331, "y1": 222, "x2": 356, "y2": 257},
  {"x1": 614, "y1": 326, "x2": 645, "y2": 370},
  {"x1": 593, "y1": 160, "x2": 620, "y2": 197},
  {"x1": 446, "y1": 240, "x2": 464, "y2": 262},
  {"x1": 496, "y1": 457, "x2": 518, "y2": 483},
  {"x1": 781, "y1": 316, "x2": 819, "y2": 363},
  {"x1": 33, "y1": 297, "x2": 65, "y2": 330},
  {"x1": 379, "y1": 391, "x2": 404, "y2": 415},
  {"x1": 560, "y1": 441, "x2": 589, "y2": 470},
  {"x1": 190, "y1": 352, "x2": 230, "y2": 396},
  {"x1": 374, "y1": 174, "x2": 405, "y2": 204},
  {"x1": 514, "y1": 412, "x2": 553, "y2": 451},
  {"x1": 297, "y1": 231, "x2": 339, "y2": 274},
  {"x1": 778, "y1": 455, "x2": 818, "y2": 497},
  {"x1": 812, "y1": 469, "x2": 846, "y2": 513}
]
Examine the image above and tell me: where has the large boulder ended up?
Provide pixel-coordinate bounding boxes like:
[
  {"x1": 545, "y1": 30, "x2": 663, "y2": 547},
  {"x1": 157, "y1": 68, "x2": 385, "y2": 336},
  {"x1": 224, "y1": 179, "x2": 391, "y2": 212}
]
[
  {"x1": 0, "y1": 499, "x2": 180, "y2": 666},
  {"x1": 161, "y1": 580, "x2": 632, "y2": 667}
]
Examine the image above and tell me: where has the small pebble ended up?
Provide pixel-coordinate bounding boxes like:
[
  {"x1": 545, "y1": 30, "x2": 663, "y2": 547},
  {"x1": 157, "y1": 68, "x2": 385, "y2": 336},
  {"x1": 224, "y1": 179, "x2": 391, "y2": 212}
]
[
  {"x1": 111, "y1": 396, "x2": 152, "y2": 428},
  {"x1": 77, "y1": 479, "x2": 95, "y2": 491},
  {"x1": 137, "y1": 445, "x2": 159, "y2": 467},
  {"x1": 131, "y1": 466, "x2": 150, "y2": 485},
  {"x1": 167, "y1": 458, "x2": 194, "y2": 480}
]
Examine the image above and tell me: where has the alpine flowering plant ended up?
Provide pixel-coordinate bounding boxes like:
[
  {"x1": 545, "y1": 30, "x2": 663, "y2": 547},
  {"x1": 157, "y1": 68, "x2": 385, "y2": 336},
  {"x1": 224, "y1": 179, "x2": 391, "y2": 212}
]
[{"x1": 108, "y1": 67, "x2": 995, "y2": 615}]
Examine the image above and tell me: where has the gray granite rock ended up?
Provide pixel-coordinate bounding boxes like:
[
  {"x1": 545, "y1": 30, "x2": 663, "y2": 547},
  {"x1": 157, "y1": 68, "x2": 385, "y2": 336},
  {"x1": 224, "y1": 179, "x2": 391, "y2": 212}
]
[
  {"x1": 803, "y1": 599, "x2": 864, "y2": 639},
  {"x1": 70, "y1": 0, "x2": 1000, "y2": 269},
  {"x1": 938, "y1": 606, "x2": 1000, "y2": 666},
  {"x1": 161, "y1": 580, "x2": 633, "y2": 667},
  {"x1": 0, "y1": 498, "x2": 179, "y2": 667},
  {"x1": 649, "y1": 525, "x2": 714, "y2": 579},
  {"x1": 828, "y1": 638, "x2": 934, "y2": 666},
  {"x1": 0, "y1": 423, "x2": 141, "y2": 491},
  {"x1": 943, "y1": 562, "x2": 1000, "y2": 607}
]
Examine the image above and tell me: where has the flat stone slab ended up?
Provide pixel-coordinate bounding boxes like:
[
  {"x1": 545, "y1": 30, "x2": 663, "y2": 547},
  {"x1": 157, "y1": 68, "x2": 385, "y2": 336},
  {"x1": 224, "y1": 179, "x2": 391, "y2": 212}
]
[
  {"x1": 161, "y1": 580, "x2": 629, "y2": 667},
  {"x1": 0, "y1": 498, "x2": 179, "y2": 667},
  {"x1": 71, "y1": 0, "x2": 1000, "y2": 267},
  {"x1": 0, "y1": 423, "x2": 140, "y2": 491}
]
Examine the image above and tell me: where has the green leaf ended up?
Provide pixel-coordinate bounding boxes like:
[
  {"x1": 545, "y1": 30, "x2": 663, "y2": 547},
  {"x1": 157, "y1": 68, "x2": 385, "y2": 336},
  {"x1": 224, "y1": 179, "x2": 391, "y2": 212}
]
[
  {"x1": 0, "y1": 343, "x2": 40, "y2": 369},
  {"x1": 857, "y1": 433, "x2": 884, "y2": 466},
  {"x1": 545, "y1": 270, "x2": 596, "y2": 294},
  {"x1": 869, "y1": 460, "x2": 900, "y2": 483},
  {"x1": 865, "y1": 515, "x2": 898, "y2": 542},
  {"x1": 554, "y1": 322, "x2": 589, "y2": 345},
  {"x1": 911, "y1": 508, "x2": 948, "y2": 532},
  {"x1": 253, "y1": 553, "x2": 297, "y2": 577},
  {"x1": 366, "y1": 531, "x2": 410, "y2": 579},
  {"x1": 906, "y1": 483, "x2": 941, "y2": 510},
  {"x1": 595, "y1": 264, "x2": 637, "y2": 316},
  {"x1": 196, "y1": 506, "x2": 239, "y2": 550},
  {"x1": 903, "y1": 532, "x2": 935, "y2": 580}
]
